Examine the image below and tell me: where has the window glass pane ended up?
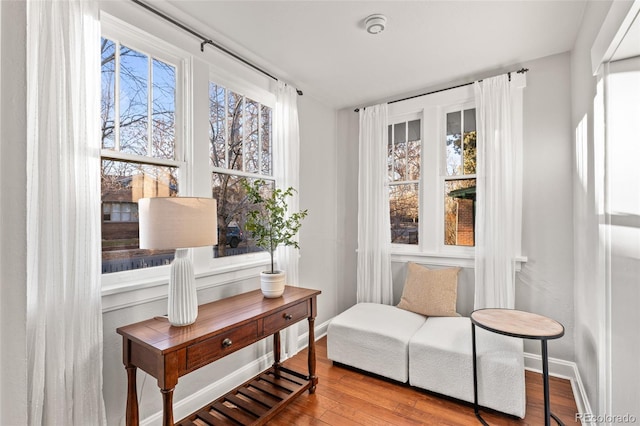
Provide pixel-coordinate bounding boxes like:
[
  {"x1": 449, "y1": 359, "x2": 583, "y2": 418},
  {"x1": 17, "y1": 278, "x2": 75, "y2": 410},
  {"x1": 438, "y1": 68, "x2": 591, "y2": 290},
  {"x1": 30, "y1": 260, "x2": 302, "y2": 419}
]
[
  {"x1": 393, "y1": 122, "x2": 406, "y2": 144},
  {"x1": 101, "y1": 159, "x2": 178, "y2": 273},
  {"x1": 260, "y1": 105, "x2": 272, "y2": 175},
  {"x1": 227, "y1": 90, "x2": 243, "y2": 171},
  {"x1": 446, "y1": 111, "x2": 462, "y2": 176},
  {"x1": 463, "y1": 108, "x2": 477, "y2": 175},
  {"x1": 390, "y1": 183, "x2": 419, "y2": 245},
  {"x1": 119, "y1": 45, "x2": 149, "y2": 156},
  {"x1": 212, "y1": 173, "x2": 272, "y2": 258},
  {"x1": 463, "y1": 108, "x2": 476, "y2": 133},
  {"x1": 101, "y1": 38, "x2": 116, "y2": 150},
  {"x1": 408, "y1": 119, "x2": 420, "y2": 142},
  {"x1": 444, "y1": 178, "x2": 476, "y2": 246},
  {"x1": 387, "y1": 125, "x2": 393, "y2": 180},
  {"x1": 394, "y1": 139, "x2": 407, "y2": 181},
  {"x1": 407, "y1": 139, "x2": 421, "y2": 181},
  {"x1": 151, "y1": 59, "x2": 175, "y2": 159},
  {"x1": 245, "y1": 98, "x2": 259, "y2": 173},
  {"x1": 209, "y1": 83, "x2": 226, "y2": 168},
  {"x1": 103, "y1": 203, "x2": 112, "y2": 222}
]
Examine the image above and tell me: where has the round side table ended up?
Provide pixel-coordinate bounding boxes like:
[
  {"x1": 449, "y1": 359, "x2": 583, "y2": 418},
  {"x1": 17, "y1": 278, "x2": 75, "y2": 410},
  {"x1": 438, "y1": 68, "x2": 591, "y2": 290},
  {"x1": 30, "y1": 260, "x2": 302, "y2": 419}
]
[{"x1": 470, "y1": 308, "x2": 565, "y2": 426}]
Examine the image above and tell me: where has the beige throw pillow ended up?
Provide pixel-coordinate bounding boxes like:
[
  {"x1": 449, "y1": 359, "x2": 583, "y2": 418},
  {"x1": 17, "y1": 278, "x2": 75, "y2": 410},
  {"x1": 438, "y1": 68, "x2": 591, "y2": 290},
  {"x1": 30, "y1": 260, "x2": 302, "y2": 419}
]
[{"x1": 397, "y1": 262, "x2": 460, "y2": 317}]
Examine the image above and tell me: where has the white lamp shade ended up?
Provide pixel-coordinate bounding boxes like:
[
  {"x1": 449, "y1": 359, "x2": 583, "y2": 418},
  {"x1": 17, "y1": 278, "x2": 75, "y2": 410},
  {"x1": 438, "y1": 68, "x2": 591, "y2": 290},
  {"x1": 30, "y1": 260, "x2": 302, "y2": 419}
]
[{"x1": 138, "y1": 197, "x2": 217, "y2": 250}]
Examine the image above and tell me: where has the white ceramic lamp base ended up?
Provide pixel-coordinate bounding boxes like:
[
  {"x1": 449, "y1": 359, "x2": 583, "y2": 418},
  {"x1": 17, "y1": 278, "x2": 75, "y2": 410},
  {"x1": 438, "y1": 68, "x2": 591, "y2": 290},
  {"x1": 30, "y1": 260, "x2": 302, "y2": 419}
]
[{"x1": 168, "y1": 248, "x2": 198, "y2": 326}]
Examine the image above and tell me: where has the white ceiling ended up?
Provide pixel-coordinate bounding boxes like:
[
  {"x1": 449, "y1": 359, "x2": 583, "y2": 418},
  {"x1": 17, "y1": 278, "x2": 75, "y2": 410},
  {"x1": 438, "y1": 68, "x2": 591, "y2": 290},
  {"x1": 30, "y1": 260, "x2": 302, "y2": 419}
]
[{"x1": 164, "y1": 0, "x2": 588, "y2": 109}]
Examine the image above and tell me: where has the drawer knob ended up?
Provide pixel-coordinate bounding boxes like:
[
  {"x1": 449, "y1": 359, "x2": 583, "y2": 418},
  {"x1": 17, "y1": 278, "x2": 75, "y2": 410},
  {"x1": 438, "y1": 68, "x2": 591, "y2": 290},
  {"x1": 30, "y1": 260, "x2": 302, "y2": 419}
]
[
  {"x1": 222, "y1": 338, "x2": 233, "y2": 348},
  {"x1": 283, "y1": 313, "x2": 293, "y2": 320}
]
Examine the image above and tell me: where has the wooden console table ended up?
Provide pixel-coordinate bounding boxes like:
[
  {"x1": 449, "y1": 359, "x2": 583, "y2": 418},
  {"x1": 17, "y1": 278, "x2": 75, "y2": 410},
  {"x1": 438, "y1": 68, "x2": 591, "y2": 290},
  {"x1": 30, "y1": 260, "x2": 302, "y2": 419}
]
[{"x1": 116, "y1": 286, "x2": 321, "y2": 426}]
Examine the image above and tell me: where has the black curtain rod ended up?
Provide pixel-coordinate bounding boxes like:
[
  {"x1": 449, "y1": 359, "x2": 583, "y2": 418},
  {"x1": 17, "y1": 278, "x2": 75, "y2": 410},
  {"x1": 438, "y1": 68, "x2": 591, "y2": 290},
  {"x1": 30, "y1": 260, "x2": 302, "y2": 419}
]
[
  {"x1": 130, "y1": 0, "x2": 303, "y2": 96},
  {"x1": 354, "y1": 68, "x2": 529, "y2": 112}
]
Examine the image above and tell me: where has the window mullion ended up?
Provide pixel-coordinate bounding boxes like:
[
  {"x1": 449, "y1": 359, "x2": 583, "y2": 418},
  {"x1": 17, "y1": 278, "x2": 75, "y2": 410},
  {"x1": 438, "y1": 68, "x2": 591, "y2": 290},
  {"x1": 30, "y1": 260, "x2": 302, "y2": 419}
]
[
  {"x1": 224, "y1": 89, "x2": 229, "y2": 169},
  {"x1": 404, "y1": 121, "x2": 409, "y2": 179},
  {"x1": 258, "y1": 103, "x2": 262, "y2": 175},
  {"x1": 242, "y1": 96, "x2": 247, "y2": 172},
  {"x1": 391, "y1": 124, "x2": 395, "y2": 181},
  {"x1": 114, "y1": 41, "x2": 121, "y2": 152},
  {"x1": 147, "y1": 56, "x2": 153, "y2": 157},
  {"x1": 460, "y1": 109, "x2": 465, "y2": 174}
]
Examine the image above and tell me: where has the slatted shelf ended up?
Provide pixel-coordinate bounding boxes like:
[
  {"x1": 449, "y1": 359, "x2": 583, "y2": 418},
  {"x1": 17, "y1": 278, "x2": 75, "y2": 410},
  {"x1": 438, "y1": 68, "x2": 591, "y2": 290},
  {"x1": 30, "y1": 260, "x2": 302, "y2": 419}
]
[{"x1": 176, "y1": 367, "x2": 310, "y2": 426}]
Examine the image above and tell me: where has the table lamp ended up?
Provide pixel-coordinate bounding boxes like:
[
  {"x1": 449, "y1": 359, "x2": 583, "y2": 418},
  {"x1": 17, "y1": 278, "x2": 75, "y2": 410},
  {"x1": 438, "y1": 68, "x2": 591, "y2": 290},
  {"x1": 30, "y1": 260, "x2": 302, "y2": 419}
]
[{"x1": 138, "y1": 197, "x2": 217, "y2": 326}]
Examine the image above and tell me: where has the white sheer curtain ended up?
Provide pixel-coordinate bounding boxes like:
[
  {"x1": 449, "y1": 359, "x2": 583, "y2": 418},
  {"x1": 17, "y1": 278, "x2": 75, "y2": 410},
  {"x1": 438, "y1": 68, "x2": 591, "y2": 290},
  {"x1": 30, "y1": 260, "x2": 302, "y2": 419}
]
[
  {"x1": 357, "y1": 104, "x2": 393, "y2": 304},
  {"x1": 26, "y1": 1, "x2": 106, "y2": 425},
  {"x1": 473, "y1": 74, "x2": 524, "y2": 309},
  {"x1": 274, "y1": 82, "x2": 302, "y2": 358}
]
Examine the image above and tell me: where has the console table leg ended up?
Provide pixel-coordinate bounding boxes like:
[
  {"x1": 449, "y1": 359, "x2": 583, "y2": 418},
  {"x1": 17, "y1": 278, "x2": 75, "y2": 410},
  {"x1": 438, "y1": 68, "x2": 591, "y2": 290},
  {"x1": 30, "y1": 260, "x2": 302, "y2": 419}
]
[
  {"x1": 308, "y1": 317, "x2": 317, "y2": 393},
  {"x1": 125, "y1": 365, "x2": 140, "y2": 426},
  {"x1": 125, "y1": 365, "x2": 139, "y2": 426},
  {"x1": 273, "y1": 331, "x2": 281, "y2": 371},
  {"x1": 161, "y1": 388, "x2": 174, "y2": 426}
]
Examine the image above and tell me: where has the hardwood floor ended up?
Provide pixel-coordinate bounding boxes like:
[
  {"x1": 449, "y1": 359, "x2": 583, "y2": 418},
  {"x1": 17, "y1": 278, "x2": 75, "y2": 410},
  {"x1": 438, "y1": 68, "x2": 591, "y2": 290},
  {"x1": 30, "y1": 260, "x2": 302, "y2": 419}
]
[{"x1": 268, "y1": 337, "x2": 579, "y2": 425}]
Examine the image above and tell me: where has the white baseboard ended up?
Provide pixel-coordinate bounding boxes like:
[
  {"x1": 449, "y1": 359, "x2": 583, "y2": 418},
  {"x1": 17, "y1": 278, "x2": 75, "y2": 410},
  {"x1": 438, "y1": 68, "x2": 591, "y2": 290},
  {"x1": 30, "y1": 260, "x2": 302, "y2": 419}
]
[{"x1": 524, "y1": 352, "x2": 594, "y2": 425}]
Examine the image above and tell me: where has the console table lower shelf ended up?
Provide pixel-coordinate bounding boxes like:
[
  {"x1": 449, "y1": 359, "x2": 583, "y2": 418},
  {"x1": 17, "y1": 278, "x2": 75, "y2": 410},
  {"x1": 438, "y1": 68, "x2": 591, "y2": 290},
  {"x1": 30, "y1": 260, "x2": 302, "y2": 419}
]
[{"x1": 177, "y1": 366, "x2": 310, "y2": 426}]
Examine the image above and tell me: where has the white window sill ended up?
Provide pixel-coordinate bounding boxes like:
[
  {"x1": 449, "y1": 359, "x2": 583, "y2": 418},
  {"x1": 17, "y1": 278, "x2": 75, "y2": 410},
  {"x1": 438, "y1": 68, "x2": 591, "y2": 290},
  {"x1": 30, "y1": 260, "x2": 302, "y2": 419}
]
[
  {"x1": 101, "y1": 257, "x2": 270, "y2": 313},
  {"x1": 390, "y1": 247, "x2": 527, "y2": 270}
]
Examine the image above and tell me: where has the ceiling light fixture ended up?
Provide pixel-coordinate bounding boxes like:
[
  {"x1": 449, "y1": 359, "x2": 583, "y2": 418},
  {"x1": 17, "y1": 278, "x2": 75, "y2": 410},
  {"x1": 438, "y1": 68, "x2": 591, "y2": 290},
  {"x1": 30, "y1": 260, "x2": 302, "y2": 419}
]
[{"x1": 365, "y1": 14, "x2": 387, "y2": 35}]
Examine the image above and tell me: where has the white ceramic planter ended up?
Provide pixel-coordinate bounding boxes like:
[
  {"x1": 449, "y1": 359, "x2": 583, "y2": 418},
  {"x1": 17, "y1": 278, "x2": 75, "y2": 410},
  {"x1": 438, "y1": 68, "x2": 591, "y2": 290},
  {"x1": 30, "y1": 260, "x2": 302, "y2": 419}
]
[{"x1": 260, "y1": 271, "x2": 286, "y2": 298}]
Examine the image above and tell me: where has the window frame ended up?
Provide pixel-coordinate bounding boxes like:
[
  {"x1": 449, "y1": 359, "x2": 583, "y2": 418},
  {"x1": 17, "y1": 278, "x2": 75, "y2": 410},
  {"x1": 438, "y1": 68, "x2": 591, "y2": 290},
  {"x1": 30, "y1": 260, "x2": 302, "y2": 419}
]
[
  {"x1": 387, "y1": 112, "x2": 422, "y2": 245},
  {"x1": 100, "y1": 14, "x2": 191, "y2": 291},
  {"x1": 388, "y1": 85, "x2": 478, "y2": 265},
  {"x1": 387, "y1": 82, "x2": 526, "y2": 268},
  {"x1": 204, "y1": 69, "x2": 276, "y2": 271},
  {"x1": 98, "y1": 6, "x2": 281, "y2": 309},
  {"x1": 438, "y1": 101, "x2": 477, "y2": 254}
]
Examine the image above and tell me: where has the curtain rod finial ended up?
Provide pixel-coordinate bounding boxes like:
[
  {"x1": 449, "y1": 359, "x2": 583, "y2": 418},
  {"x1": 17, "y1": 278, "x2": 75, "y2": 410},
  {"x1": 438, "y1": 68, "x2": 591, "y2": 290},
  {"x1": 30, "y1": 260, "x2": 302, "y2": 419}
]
[{"x1": 200, "y1": 40, "x2": 213, "y2": 52}]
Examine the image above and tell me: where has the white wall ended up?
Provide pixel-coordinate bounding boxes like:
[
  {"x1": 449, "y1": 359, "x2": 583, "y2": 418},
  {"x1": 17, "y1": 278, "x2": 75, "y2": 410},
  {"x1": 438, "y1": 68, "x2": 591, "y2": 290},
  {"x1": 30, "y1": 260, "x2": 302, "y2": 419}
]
[
  {"x1": 607, "y1": 55, "x2": 640, "y2": 422},
  {"x1": 517, "y1": 51, "x2": 575, "y2": 361},
  {"x1": 570, "y1": 0, "x2": 614, "y2": 415},
  {"x1": 298, "y1": 95, "x2": 339, "y2": 326},
  {"x1": 0, "y1": 1, "x2": 28, "y2": 425},
  {"x1": 335, "y1": 109, "x2": 359, "y2": 312}
]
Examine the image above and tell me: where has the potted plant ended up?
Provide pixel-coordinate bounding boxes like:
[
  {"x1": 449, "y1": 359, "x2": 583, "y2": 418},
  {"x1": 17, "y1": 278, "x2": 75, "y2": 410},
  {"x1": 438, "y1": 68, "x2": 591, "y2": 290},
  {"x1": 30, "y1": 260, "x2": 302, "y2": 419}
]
[{"x1": 242, "y1": 179, "x2": 308, "y2": 298}]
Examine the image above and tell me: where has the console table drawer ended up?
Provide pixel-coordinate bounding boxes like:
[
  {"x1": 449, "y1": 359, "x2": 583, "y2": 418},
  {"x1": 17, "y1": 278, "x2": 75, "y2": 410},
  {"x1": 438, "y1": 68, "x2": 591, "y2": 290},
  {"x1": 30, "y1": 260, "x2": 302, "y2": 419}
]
[
  {"x1": 186, "y1": 322, "x2": 258, "y2": 370},
  {"x1": 263, "y1": 301, "x2": 309, "y2": 336}
]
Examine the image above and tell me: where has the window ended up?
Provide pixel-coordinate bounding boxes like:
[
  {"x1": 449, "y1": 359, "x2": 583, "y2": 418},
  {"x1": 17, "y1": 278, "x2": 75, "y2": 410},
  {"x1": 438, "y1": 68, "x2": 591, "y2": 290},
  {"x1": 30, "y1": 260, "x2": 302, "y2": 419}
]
[
  {"x1": 444, "y1": 108, "x2": 476, "y2": 247},
  {"x1": 100, "y1": 35, "x2": 183, "y2": 274},
  {"x1": 386, "y1": 84, "x2": 479, "y2": 258},
  {"x1": 102, "y1": 202, "x2": 139, "y2": 222},
  {"x1": 209, "y1": 81, "x2": 274, "y2": 258},
  {"x1": 388, "y1": 119, "x2": 421, "y2": 244}
]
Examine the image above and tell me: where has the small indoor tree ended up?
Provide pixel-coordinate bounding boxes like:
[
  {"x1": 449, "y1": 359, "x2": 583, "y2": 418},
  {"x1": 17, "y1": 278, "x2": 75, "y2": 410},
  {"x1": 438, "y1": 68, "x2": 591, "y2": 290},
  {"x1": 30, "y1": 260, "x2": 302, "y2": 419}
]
[{"x1": 242, "y1": 179, "x2": 308, "y2": 276}]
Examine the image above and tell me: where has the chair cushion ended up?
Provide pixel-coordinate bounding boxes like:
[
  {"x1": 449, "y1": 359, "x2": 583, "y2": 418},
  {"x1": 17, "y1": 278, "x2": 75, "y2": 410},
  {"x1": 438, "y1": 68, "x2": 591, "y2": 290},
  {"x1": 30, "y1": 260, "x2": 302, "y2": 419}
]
[
  {"x1": 327, "y1": 303, "x2": 427, "y2": 382},
  {"x1": 409, "y1": 316, "x2": 526, "y2": 418}
]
